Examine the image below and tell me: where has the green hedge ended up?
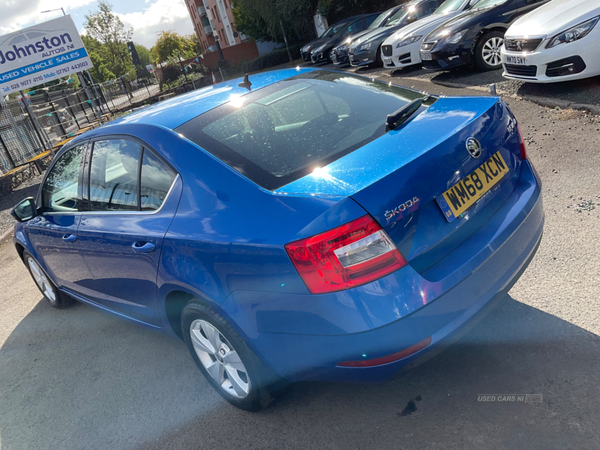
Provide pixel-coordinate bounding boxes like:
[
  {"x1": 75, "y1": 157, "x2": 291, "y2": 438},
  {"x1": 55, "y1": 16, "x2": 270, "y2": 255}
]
[{"x1": 238, "y1": 43, "x2": 303, "y2": 74}]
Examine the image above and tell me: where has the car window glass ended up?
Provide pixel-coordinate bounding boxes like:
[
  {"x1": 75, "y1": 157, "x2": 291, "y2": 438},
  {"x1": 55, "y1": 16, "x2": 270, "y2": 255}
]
[
  {"x1": 140, "y1": 150, "x2": 176, "y2": 211},
  {"x1": 365, "y1": 15, "x2": 377, "y2": 28},
  {"x1": 423, "y1": 1, "x2": 438, "y2": 15},
  {"x1": 178, "y1": 71, "x2": 434, "y2": 190},
  {"x1": 386, "y1": 6, "x2": 409, "y2": 26},
  {"x1": 89, "y1": 139, "x2": 141, "y2": 211},
  {"x1": 435, "y1": 0, "x2": 467, "y2": 14},
  {"x1": 347, "y1": 20, "x2": 362, "y2": 34},
  {"x1": 369, "y1": 10, "x2": 389, "y2": 29},
  {"x1": 42, "y1": 143, "x2": 85, "y2": 212}
]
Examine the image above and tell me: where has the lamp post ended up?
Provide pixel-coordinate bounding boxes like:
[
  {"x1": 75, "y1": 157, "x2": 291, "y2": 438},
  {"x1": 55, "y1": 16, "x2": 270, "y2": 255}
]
[{"x1": 40, "y1": 7, "x2": 66, "y2": 16}]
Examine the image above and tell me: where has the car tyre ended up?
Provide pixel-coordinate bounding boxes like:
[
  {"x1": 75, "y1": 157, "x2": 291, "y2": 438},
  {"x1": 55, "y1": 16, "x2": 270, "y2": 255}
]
[
  {"x1": 475, "y1": 31, "x2": 504, "y2": 71},
  {"x1": 181, "y1": 301, "x2": 288, "y2": 411},
  {"x1": 23, "y1": 251, "x2": 74, "y2": 309},
  {"x1": 375, "y1": 44, "x2": 383, "y2": 67}
]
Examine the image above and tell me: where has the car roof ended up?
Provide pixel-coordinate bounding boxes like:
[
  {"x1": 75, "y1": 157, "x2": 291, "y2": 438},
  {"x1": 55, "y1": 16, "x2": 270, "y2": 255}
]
[{"x1": 102, "y1": 67, "x2": 317, "y2": 131}]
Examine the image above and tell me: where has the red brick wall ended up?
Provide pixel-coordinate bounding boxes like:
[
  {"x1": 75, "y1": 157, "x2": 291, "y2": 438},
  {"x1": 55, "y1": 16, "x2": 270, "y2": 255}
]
[{"x1": 194, "y1": 41, "x2": 260, "y2": 71}]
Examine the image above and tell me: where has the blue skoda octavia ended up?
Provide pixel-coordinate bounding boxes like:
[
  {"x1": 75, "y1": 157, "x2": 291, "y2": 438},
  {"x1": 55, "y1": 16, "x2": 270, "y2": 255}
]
[{"x1": 11, "y1": 68, "x2": 543, "y2": 411}]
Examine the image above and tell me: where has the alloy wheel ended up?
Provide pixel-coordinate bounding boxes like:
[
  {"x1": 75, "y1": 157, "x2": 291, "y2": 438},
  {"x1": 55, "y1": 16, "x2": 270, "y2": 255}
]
[
  {"x1": 27, "y1": 257, "x2": 56, "y2": 302},
  {"x1": 482, "y1": 37, "x2": 504, "y2": 67},
  {"x1": 190, "y1": 319, "x2": 251, "y2": 398}
]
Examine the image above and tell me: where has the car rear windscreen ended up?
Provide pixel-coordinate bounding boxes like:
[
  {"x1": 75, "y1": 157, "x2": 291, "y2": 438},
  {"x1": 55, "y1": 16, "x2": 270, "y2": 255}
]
[{"x1": 175, "y1": 70, "x2": 433, "y2": 190}]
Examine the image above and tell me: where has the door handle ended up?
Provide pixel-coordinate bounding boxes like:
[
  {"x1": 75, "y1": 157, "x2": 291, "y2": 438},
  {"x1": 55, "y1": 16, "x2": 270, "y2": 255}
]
[
  {"x1": 132, "y1": 242, "x2": 156, "y2": 253},
  {"x1": 62, "y1": 234, "x2": 77, "y2": 243}
]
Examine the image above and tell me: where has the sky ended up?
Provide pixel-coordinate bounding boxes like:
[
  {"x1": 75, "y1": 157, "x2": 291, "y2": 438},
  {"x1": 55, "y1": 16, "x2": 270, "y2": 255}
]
[{"x1": 0, "y1": 0, "x2": 195, "y2": 49}]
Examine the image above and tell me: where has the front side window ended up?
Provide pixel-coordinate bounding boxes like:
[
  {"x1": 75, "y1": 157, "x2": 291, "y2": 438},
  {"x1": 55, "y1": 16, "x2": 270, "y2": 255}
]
[
  {"x1": 42, "y1": 143, "x2": 85, "y2": 212},
  {"x1": 89, "y1": 139, "x2": 141, "y2": 211}
]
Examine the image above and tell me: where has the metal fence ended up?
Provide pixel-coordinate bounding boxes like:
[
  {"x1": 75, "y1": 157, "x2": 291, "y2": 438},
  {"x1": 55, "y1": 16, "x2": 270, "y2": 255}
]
[
  {"x1": 0, "y1": 71, "x2": 197, "y2": 177},
  {"x1": 0, "y1": 100, "x2": 45, "y2": 175},
  {"x1": 99, "y1": 76, "x2": 160, "y2": 111}
]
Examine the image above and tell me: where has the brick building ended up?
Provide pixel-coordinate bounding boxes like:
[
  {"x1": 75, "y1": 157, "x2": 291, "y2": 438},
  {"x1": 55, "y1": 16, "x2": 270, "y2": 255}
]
[{"x1": 183, "y1": 0, "x2": 247, "y2": 52}]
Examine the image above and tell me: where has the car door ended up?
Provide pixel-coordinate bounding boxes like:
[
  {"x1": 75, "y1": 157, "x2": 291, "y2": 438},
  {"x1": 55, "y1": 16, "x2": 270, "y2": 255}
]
[
  {"x1": 75, "y1": 137, "x2": 181, "y2": 326},
  {"x1": 26, "y1": 141, "x2": 91, "y2": 292}
]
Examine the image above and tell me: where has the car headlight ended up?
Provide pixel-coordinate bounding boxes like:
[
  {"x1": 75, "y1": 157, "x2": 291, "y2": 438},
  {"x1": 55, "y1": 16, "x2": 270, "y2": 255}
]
[
  {"x1": 445, "y1": 30, "x2": 467, "y2": 45},
  {"x1": 546, "y1": 16, "x2": 599, "y2": 49},
  {"x1": 396, "y1": 35, "x2": 422, "y2": 48},
  {"x1": 303, "y1": 45, "x2": 310, "y2": 52},
  {"x1": 358, "y1": 42, "x2": 372, "y2": 51},
  {"x1": 337, "y1": 44, "x2": 348, "y2": 51}
]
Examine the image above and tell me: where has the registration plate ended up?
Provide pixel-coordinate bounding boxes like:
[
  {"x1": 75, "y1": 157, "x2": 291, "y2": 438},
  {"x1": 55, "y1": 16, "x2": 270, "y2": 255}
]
[
  {"x1": 505, "y1": 55, "x2": 527, "y2": 65},
  {"x1": 436, "y1": 151, "x2": 509, "y2": 222},
  {"x1": 421, "y1": 52, "x2": 432, "y2": 61}
]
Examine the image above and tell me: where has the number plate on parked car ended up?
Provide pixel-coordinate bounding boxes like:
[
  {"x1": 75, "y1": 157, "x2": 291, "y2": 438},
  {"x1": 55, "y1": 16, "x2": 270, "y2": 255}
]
[
  {"x1": 505, "y1": 55, "x2": 527, "y2": 65},
  {"x1": 421, "y1": 52, "x2": 432, "y2": 61},
  {"x1": 436, "y1": 151, "x2": 509, "y2": 222}
]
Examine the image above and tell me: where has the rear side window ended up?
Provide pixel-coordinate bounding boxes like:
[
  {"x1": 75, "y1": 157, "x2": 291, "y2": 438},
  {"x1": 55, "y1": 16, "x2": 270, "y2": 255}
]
[
  {"x1": 176, "y1": 70, "x2": 432, "y2": 190},
  {"x1": 140, "y1": 150, "x2": 176, "y2": 211},
  {"x1": 42, "y1": 143, "x2": 86, "y2": 212},
  {"x1": 89, "y1": 139, "x2": 141, "y2": 211}
]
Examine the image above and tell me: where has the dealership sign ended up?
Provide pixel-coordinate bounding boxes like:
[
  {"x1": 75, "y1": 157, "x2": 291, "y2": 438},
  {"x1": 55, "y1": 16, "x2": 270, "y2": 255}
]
[{"x1": 0, "y1": 15, "x2": 93, "y2": 95}]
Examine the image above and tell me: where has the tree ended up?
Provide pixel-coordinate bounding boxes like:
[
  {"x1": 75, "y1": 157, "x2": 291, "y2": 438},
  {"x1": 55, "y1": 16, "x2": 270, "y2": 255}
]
[
  {"x1": 151, "y1": 32, "x2": 203, "y2": 64},
  {"x1": 151, "y1": 31, "x2": 185, "y2": 64},
  {"x1": 232, "y1": 0, "x2": 400, "y2": 44},
  {"x1": 135, "y1": 44, "x2": 152, "y2": 68},
  {"x1": 81, "y1": 35, "x2": 116, "y2": 82},
  {"x1": 232, "y1": 0, "x2": 318, "y2": 43},
  {"x1": 84, "y1": 0, "x2": 133, "y2": 77}
]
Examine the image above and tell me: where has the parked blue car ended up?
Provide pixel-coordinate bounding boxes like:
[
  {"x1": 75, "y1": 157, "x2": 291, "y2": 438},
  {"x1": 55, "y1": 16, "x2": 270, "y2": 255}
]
[{"x1": 12, "y1": 68, "x2": 543, "y2": 411}]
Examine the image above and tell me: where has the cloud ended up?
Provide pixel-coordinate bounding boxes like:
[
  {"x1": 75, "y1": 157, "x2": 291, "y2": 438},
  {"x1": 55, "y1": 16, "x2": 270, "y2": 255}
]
[
  {"x1": 0, "y1": 0, "x2": 195, "y2": 49},
  {"x1": 0, "y1": 0, "x2": 95, "y2": 35},
  {"x1": 117, "y1": 0, "x2": 194, "y2": 48}
]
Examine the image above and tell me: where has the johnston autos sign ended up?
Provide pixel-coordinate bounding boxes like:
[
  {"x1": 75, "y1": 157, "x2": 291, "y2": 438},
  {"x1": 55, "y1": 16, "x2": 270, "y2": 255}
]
[{"x1": 0, "y1": 15, "x2": 93, "y2": 95}]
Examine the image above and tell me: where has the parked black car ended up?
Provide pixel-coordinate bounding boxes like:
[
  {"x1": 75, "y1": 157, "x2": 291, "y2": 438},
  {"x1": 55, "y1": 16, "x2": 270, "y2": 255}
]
[
  {"x1": 420, "y1": 0, "x2": 550, "y2": 71},
  {"x1": 348, "y1": 0, "x2": 445, "y2": 68},
  {"x1": 300, "y1": 18, "x2": 355, "y2": 61},
  {"x1": 331, "y1": 6, "x2": 404, "y2": 66},
  {"x1": 310, "y1": 14, "x2": 381, "y2": 64}
]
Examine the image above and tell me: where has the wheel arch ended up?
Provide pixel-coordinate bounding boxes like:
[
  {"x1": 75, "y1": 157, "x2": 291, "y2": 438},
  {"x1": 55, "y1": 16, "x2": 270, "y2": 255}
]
[
  {"x1": 163, "y1": 289, "x2": 197, "y2": 339},
  {"x1": 15, "y1": 242, "x2": 25, "y2": 262},
  {"x1": 471, "y1": 26, "x2": 508, "y2": 56}
]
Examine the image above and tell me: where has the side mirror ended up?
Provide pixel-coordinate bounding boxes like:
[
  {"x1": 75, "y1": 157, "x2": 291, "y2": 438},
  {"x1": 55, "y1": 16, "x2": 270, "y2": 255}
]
[{"x1": 11, "y1": 197, "x2": 38, "y2": 222}]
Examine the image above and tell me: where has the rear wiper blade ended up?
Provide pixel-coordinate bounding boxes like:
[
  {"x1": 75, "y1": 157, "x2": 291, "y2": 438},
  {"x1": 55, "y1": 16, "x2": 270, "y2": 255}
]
[{"x1": 386, "y1": 98, "x2": 426, "y2": 131}]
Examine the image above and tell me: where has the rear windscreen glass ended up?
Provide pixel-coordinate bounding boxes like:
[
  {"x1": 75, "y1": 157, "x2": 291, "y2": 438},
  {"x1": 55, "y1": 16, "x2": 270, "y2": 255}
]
[{"x1": 175, "y1": 70, "x2": 433, "y2": 190}]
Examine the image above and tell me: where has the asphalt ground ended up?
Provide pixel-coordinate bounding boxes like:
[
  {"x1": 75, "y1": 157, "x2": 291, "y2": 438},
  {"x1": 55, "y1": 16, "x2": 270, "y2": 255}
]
[{"x1": 1, "y1": 68, "x2": 600, "y2": 450}]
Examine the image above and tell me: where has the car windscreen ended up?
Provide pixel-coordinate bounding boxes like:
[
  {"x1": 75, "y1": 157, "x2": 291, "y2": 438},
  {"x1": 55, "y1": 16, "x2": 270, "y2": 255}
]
[
  {"x1": 385, "y1": 5, "x2": 410, "y2": 26},
  {"x1": 175, "y1": 71, "x2": 433, "y2": 191},
  {"x1": 434, "y1": 0, "x2": 468, "y2": 14},
  {"x1": 471, "y1": 0, "x2": 506, "y2": 9},
  {"x1": 368, "y1": 10, "x2": 391, "y2": 29}
]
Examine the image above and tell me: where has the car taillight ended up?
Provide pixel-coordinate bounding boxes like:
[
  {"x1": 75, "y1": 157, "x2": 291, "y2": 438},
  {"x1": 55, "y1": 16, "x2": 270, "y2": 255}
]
[
  {"x1": 285, "y1": 215, "x2": 407, "y2": 294},
  {"x1": 517, "y1": 123, "x2": 527, "y2": 160}
]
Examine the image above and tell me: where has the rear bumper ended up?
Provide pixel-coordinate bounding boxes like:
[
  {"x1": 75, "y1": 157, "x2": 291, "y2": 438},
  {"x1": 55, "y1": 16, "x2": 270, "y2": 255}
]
[{"x1": 220, "y1": 161, "x2": 543, "y2": 382}]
